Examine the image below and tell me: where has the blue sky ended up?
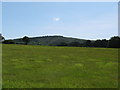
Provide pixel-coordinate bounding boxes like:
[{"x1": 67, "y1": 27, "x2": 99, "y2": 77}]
[{"x1": 2, "y1": 2, "x2": 118, "y2": 40}]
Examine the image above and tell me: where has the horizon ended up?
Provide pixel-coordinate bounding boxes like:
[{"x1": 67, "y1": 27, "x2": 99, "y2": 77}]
[
  {"x1": 2, "y1": 2, "x2": 118, "y2": 40},
  {"x1": 3, "y1": 35, "x2": 118, "y2": 41}
]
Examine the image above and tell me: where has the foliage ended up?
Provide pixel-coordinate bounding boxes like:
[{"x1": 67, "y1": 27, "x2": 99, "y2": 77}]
[
  {"x1": 108, "y1": 36, "x2": 120, "y2": 48},
  {"x1": 84, "y1": 40, "x2": 92, "y2": 47},
  {"x1": 3, "y1": 40, "x2": 15, "y2": 44},
  {"x1": 57, "y1": 42, "x2": 68, "y2": 46},
  {"x1": 22, "y1": 36, "x2": 30, "y2": 45},
  {"x1": 13, "y1": 36, "x2": 87, "y2": 46},
  {"x1": 3, "y1": 35, "x2": 120, "y2": 48},
  {"x1": 68, "y1": 41, "x2": 81, "y2": 47}
]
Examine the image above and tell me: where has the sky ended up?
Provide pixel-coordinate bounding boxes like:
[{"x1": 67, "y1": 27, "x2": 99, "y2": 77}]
[{"x1": 2, "y1": 2, "x2": 118, "y2": 40}]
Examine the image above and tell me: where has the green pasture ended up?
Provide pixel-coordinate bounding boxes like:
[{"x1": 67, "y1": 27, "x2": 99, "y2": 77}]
[{"x1": 2, "y1": 44, "x2": 118, "y2": 88}]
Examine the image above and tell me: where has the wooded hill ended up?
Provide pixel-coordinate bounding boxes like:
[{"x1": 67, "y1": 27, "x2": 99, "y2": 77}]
[
  {"x1": 13, "y1": 35, "x2": 88, "y2": 46},
  {"x1": 2, "y1": 35, "x2": 120, "y2": 48}
]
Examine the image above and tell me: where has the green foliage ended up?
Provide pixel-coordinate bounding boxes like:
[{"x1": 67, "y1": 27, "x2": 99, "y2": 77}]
[
  {"x1": 11, "y1": 36, "x2": 120, "y2": 48},
  {"x1": 108, "y1": 36, "x2": 120, "y2": 48},
  {"x1": 3, "y1": 40, "x2": 15, "y2": 44},
  {"x1": 14, "y1": 36, "x2": 87, "y2": 46},
  {"x1": 2, "y1": 44, "x2": 118, "y2": 88},
  {"x1": 84, "y1": 40, "x2": 92, "y2": 47},
  {"x1": 57, "y1": 42, "x2": 68, "y2": 46},
  {"x1": 22, "y1": 36, "x2": 30, "y2": 45},
  {"x1": 68, "y1": 41, "x2": 81, "y2": 47}
]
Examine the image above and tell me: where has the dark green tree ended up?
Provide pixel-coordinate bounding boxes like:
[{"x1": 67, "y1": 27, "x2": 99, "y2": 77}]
[
  {"x1": 3, "y1": 40, "x2": 15, "y2": 44},
  {"x1": 101, "y1": 39, "x2": 108, "y2": 47},
  {"x1": 57, "y1": 42, "x2": 68, "y2": 46},
  {"x1": 93, "y1": 40, "x2": 102, "y2": 47},
  {"x1": 22, "y1": 36, "x2": 30, "y2": 45},
  {"x1": 85, "y1": 40, "x2": 92, "y2": 47},
  {"x1": 68, "y1": 41, "x2": 80, "y2": 47},
  {"x1": 108, "y1": 36, "x2": 120, "y2": 48}
]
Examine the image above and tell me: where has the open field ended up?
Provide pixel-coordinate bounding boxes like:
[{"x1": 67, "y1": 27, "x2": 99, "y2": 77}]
[{"x1": 2, "y1": 44, "x2": 118, "y2": 88}]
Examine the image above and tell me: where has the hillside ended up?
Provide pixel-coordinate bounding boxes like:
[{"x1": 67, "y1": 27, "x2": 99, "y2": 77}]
[{"x1": 13, "y1": 36, "x2": 88, "y2": 46}]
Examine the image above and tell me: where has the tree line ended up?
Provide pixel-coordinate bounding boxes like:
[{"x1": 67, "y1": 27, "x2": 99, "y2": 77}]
[
  {"x1": 1, "y1": 34, "x2": 120, "y2": 48},
  {"x1": 55, "y1": 36, "x2": 120, "y2": 48}
]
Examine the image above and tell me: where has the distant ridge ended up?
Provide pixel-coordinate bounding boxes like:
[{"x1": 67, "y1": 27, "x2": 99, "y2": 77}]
[
  {"x1": 13, "y1": 35, "x2": 87, "y2": 46},
  {"x1": 3, "y1": 35, "x2": 120, "y2": 48}
]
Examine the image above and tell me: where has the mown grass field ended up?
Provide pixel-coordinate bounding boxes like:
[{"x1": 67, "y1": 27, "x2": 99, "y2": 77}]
[{"x1": 2, "y1": 44, "x2": 118, "y2": 88}]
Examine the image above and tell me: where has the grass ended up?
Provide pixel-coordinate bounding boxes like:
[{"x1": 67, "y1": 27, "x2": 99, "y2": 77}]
[{"x1": 2, "y1": 44, "x2": 118, "y2": 88}]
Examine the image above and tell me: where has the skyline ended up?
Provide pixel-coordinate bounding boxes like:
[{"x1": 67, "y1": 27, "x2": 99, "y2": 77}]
[{"x1": 2, "y1": 2, "x2": 118, "y2": 40}]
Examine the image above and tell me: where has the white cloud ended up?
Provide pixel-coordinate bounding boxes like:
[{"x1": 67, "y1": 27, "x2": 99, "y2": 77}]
[{"x1": 53, "y1": 17, "x2": 60, "y2": 21}]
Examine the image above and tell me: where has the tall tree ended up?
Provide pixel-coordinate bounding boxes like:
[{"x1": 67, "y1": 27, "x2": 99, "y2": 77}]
[
  {"x1": 108, "y1": 36, "x2": 120, "y2": 48},
  {"x1": 22, "y1": 36, "x2": 30, "y2": 45}
]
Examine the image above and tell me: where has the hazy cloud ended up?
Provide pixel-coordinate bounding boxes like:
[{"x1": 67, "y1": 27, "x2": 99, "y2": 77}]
[{"x1": 53, "y1": 17, "x2": 60, "y2": 21}]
